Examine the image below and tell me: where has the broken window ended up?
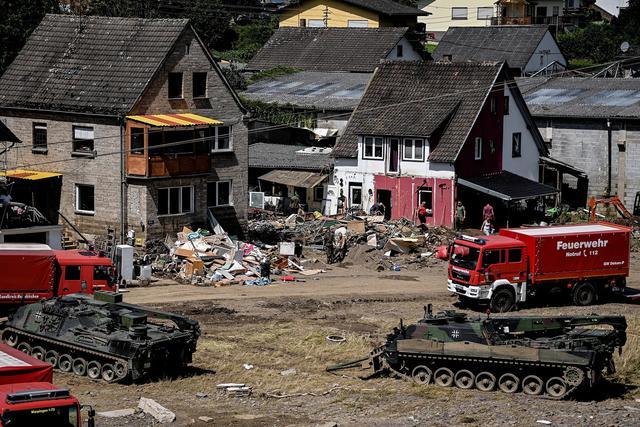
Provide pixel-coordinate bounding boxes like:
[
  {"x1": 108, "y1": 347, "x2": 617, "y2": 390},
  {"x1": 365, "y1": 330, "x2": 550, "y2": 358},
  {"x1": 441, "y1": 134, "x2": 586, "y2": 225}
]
[
  {"x1": 158, "y1": 186, "x2": 193, "y2": 215},
  {"x1": 130, "y1": 128, "x2": 144, "y2": 155},
  {"x1": 168, "y1": 72, "x2": 183, "y2": 99},
  {"x1": 75, "y1": 184, "x2": 95, "y2": 214},
  {"x1": 193, "y1": 72, "x2": 207, "y2": 98},
  {"x1": 512, "y1": 132, "x2": 522, "y2": 158},
  {"x1": 72, "y1": 126, "x2": 94, "y2": 155},
  {"x1": 207, "y1": 181, "x2": 232, "y2": 207},
  {"x1": 32, "y1": 123, "x2": 47, "y2": 153}
]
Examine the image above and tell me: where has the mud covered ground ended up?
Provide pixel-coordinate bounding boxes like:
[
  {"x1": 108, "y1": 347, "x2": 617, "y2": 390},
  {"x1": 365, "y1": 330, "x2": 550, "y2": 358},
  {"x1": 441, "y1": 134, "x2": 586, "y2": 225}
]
[{"x1": 53, "y1": 261, "x2": 640, "y2": 426}]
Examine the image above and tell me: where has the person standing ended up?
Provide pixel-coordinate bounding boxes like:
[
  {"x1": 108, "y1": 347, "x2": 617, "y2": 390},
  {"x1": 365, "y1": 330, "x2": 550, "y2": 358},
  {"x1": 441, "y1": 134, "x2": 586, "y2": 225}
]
[
  {"x1": 289, "y1": 191, "x2": 300, "y2": 215},
  {"x1": 455, "y1": 201, "x2": 466, "y2": 231},
  {"x1": 483, "y1": 203, "x2": 494, "y2": 221},
  {"x1": 337, "y1": 190, "x2": 346, "y2": 214},
  {"x1": 481, "y1": 218, "x2": 494, "y2": 235},
  {"x1": 417, "y1": 201, "x2": 428, "y2": 226}
]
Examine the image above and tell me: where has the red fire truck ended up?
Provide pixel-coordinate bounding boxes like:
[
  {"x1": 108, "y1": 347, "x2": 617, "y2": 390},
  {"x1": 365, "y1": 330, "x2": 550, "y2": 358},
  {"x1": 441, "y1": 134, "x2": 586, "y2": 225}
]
[
  {"x1": 442, "y1": 223, "x2": 631, "y2": 312},
  {"x1": 0, "y1": 343, "x2": 94, "y2": 426},
  {"x1": 0, "y1": 243, "x2": 116, "y2": 312}
]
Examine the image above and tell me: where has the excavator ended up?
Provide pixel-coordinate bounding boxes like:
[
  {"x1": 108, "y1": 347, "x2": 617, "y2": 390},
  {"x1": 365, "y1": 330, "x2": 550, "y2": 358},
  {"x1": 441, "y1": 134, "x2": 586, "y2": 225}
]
[{"x1": 588, "y1": 193, "x2": 640, "y2": 222}]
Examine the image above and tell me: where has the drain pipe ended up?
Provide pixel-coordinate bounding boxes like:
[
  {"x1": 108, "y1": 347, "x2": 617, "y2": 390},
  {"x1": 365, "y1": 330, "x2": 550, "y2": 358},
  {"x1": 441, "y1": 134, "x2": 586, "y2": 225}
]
[
  {"x1": 119, "y1": 114, "x2": 126, "y2": 243},
  {"x1": 607, "y1": 118, "x2": 612, "y2": 196}
]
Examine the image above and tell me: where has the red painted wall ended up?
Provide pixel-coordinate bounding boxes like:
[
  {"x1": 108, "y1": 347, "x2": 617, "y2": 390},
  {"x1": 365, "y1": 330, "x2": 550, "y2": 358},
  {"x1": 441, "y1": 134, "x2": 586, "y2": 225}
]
[
  {"x1": 455, "y1": 79, "x2": 505, "y2": 178},
  {"x1": 373, "y1": 175, "x2": 455, "y2": 227}
]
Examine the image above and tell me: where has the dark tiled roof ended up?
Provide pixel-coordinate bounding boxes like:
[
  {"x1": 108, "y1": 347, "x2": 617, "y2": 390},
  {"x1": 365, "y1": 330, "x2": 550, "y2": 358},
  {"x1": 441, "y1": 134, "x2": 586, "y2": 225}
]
[
  {"x1": 241, "y1": 71, "x2": 370, "y2": 111},
  {"x1": 0, "y1": 14, "x2": 188, "y2": 115},
  {"x1": 247, "y1": 27, "x2": 410, "y2": 72},
  {"x1": 518, "y1": 77, "x2": 640, "y2": 119},
  {"x1": 458, "y1": 171, "x2": 558, "y2": 201},
  {"x1": 282, "y1": 0, "x2": 428, "y2": 16},
  {"x1": 333, "y1": 61, "x2": 502, "y2": 162},
  {"x1": 433, "y1": 26, "x2": 550, "y2": 70},
  {"x1": 249, "y1": 143, "x2": 333, "y2": 170}
]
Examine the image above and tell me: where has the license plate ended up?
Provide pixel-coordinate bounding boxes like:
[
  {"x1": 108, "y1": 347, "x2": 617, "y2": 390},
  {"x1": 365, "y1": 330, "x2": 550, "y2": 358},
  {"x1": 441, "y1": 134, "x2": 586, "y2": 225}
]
[{"x1": 456, "y1": 286, "x2": 465, "y2": 293}]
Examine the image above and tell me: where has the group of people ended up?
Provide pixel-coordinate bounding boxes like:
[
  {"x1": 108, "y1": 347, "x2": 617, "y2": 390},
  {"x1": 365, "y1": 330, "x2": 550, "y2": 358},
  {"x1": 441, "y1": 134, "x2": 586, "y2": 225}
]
[{"x1": 454, "y1": 201, "x2": 496, "y2": 235}]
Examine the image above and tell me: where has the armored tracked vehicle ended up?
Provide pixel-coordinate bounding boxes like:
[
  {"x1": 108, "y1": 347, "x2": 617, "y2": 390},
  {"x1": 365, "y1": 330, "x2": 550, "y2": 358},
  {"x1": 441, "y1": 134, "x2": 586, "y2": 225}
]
[
  {"x1": 1, "y1": 291, "x2": 200, "y2": 383},
  {"x1": 332, "y1": 306, "x2": 626, "y2": 398}
]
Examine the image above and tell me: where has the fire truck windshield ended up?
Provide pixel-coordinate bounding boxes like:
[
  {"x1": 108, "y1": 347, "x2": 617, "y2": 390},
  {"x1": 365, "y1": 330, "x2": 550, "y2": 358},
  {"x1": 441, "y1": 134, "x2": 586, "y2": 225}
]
[
  {"x1": 450, "y1": 244, "x2": 480, "y2": 270},
  {"x1": 2, "y1": 404, "x2": 78, "y2": 426}
]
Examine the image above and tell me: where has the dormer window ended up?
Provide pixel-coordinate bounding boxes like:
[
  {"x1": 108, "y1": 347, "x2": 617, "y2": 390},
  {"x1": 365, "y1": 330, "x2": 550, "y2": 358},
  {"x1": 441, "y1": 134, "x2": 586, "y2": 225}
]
[{"x1": 363, "y1": 136, "x2": 383, "y2": 159}]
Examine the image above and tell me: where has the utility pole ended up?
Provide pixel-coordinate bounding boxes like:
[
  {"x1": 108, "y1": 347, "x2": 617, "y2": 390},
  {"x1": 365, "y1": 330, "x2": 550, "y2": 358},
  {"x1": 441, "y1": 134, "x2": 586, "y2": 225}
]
[{"x1": 322, "y1": 6, "x2": 330, "y2": 27}]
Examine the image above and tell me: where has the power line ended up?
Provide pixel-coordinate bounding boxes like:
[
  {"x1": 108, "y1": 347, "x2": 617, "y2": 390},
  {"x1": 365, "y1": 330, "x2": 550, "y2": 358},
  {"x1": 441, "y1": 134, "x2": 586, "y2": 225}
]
[{"x1": 8, "y1": 56, "x2": 639, "y2": 172}]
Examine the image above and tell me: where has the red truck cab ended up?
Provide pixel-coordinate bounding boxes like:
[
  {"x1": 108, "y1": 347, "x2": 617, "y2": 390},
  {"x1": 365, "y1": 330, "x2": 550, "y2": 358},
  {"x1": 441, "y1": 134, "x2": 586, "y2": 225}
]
[
  {"x1": 0, "y1": 343, "x2": 94, "y2": 427},
  {"x1": 0, "y1": 244, "x2": 116, "y2": 310},
  {"x1": 0, "y1": 383, "x2": 85, "y2": 426},
  {"x1": 445, "y1": 223, "x2": 631, "y2": 312}
]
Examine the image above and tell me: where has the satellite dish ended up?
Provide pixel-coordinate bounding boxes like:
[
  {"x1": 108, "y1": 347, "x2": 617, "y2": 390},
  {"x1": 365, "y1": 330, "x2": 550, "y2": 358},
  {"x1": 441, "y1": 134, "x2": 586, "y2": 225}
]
[{"x1": 621, "y1": 41, "x2": 630, "y2": 53}]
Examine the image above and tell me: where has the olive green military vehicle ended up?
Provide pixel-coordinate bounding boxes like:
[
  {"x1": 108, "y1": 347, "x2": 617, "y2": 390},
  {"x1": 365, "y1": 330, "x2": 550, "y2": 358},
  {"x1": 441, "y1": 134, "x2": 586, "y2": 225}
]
[
  {"x1": 331, "y1": 306, "x2": 626, "y2": 398},
  {"x1": 1, "y1": 291, "x2": 200, "y2": 383}
]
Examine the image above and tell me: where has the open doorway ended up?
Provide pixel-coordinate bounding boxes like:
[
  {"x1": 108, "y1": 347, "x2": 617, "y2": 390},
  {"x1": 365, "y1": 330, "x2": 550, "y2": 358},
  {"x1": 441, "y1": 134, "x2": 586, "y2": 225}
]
[{"x1": 376, "y1": 189, "x2": 392, "y2": 220}]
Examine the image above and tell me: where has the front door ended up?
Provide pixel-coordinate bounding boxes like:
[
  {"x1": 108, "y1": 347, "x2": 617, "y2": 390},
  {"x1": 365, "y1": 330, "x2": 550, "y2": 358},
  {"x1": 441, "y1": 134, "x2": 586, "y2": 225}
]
[
  {"x1": 389, "y1": 138, "x2": 399, "y2": 173},
  {"x1": 376, "y1": 189, "x2": 392, "y2": 220}
]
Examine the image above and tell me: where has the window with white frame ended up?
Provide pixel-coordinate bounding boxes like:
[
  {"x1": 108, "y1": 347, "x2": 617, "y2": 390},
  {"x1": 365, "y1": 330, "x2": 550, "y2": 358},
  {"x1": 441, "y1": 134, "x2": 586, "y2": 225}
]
[
  {"x1": 402, "y1": 138, "x2": 424, "y2": 161},
  {"x1": 206, "y1": 125, "x2": 233, "y2": 152},
  {"x1": 347, "y1": 20, "x2": 368, "y2": 28},
  {"x1": 72, "y1": 126, "x2": 94, "y2": 155},
  {"x1": 475, "y1": 137, "x2": 483, "y2": 160},
  {"x1": 207, "y1": 181, "x2": 232, "y2": 207},
  {"x1": 477, "y1": 7, "x2": 493, "y2": 20},
  {"x1": 157, "y1": 186, "x2": 193, "y2": 216},
  {"x1": 307, "y1": 19, "x2": 325, "y2": 27},
  {"x1": 452, "y1": 7, "x2": 468, "y2": 19},
  {"x1": 75, "y1": 184, "x2": 95, "y2": 214},
  {"x1": 363, "y1": 136, "x2": 383, "y2": 159},
  {"x1": 32, "y1": 123, "x2": 47, "y2": 152}
]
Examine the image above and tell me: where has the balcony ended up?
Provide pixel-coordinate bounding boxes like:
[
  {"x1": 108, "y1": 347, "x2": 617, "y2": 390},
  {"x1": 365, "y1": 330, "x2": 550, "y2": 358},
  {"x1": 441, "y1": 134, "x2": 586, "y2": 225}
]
[
  {"x1": 491, "y1": 16, "x2": 531, "y2": 25},
  {"x1": 125, "y1": 114, "x2": 224, "y2": 179}
]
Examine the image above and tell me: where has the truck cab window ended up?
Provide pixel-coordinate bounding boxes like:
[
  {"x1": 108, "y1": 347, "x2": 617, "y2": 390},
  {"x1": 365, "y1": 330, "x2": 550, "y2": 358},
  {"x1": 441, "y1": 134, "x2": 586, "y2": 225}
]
[
  {"x1": 508, "y1": 249, "x2": 522, "y2": 263},
  {"x1": 65, "y1": 266, "x2": 81, "y2": 281},
  {"x1": 94, "y1": 265, "x2": 111, "y2": 281},
  {"x1": 482, "y1": 250, "x2": 501, "y2": 268}
]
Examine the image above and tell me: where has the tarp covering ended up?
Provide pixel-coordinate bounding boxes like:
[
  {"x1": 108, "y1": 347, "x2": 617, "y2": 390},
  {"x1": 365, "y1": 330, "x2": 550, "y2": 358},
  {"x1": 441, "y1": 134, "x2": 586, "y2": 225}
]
[
  {"x1": 458, "y1": 171, "x2": 558, "y2": 201},
  {"x1": 0, "y1": 247, "x2": 55, "y2": 293},
  {"x1": 0, "y1": 169, "x2": 61, "y2": 180},
  {"x1": 126, "y1": 113, "x2": 223, "y2": 127},
  {"x1": 0, "y1": 343, "x2": 53, "y2": 385},
  {"x1": 259, "y1": 170, "x2": 328, "y2": 188}
]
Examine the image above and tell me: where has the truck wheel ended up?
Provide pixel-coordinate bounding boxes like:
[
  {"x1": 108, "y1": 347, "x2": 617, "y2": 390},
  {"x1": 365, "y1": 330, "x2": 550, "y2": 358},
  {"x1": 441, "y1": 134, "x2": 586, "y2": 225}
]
[
  {"x1": 490, "y1": 289, "x2": 515, "y2": 313},
  {"x1": 572, "y1": 282, "x2": 596, "y2": 306}
]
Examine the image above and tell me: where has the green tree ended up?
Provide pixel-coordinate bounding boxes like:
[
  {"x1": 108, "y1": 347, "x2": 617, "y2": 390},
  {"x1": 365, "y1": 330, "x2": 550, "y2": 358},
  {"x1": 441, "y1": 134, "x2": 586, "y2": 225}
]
[
  {"x1": 0, "y1": 0, "x2": 59, "y2": 74},
  {"x1": 557, "y1": 23, "x2": 622, "y2": 65}
]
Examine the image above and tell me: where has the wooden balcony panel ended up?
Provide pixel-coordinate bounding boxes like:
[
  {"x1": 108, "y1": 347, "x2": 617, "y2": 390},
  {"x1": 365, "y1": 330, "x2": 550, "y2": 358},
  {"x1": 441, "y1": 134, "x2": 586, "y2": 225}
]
[
  {"x1": 127, "y1": 155, "x2": 147, "y2": 176},
  {"x1": 148, "y1": 154, "x2": 210, "y2": 177}
]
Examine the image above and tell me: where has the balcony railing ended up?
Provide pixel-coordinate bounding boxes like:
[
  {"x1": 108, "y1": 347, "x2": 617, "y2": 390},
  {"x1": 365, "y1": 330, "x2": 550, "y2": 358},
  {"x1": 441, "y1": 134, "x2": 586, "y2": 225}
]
[{"x1": 128, "y1": 153, "x2": 210, "y2": 178}]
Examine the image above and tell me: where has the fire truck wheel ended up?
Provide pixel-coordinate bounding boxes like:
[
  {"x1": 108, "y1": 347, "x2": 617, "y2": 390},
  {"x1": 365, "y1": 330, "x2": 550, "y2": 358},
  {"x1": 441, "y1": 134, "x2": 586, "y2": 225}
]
[
  {"x1": 490, "y1": 288, "x2": 515, "y2": 313},
  {"x1": 572, "y1": 282, "x2": 596, "y2": 306}
]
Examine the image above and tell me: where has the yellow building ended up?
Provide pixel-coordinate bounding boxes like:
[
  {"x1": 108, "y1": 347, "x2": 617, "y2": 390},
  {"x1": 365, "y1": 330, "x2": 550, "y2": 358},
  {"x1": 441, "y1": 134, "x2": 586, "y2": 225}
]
[{"x1": 278, "y1": 0, "x2": 428, "y2": 28}]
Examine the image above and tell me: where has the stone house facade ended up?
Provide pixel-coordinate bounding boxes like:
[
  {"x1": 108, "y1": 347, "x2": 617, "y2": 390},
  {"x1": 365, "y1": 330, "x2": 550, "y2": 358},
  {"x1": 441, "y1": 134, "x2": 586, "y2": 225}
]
[{"x1": 0, "y1": 15, "x2": 248, "y2": 242}]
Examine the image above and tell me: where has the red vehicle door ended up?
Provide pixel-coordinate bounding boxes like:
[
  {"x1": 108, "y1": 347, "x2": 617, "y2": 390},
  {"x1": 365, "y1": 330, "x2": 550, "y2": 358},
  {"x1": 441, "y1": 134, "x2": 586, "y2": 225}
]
[{"x1": 60, "y1": 265, "x2": 85, "y2": 294}]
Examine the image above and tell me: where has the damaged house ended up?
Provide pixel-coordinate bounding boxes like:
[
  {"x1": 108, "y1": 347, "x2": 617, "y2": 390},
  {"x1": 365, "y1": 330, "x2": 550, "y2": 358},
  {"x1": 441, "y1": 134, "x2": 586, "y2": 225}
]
[
  {"x1": 0, "y1": 14, "x2": 248, "y2": 242},
  {"x1": 331, "y1": 60, "x2": 562, "y2": 227}
]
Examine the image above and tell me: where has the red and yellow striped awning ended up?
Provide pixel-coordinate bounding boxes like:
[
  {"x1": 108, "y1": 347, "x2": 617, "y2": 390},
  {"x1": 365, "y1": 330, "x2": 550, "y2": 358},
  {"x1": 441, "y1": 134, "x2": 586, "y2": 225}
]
[{"x1": 126, "y1": 113, "x2": 223, "y2": 127}]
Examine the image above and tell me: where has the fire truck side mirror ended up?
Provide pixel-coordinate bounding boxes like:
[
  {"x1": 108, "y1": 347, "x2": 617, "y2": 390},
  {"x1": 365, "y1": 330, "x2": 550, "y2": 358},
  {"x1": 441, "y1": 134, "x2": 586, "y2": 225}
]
[{"x1": 83, "y1": 405, "x2": 96, "y2": 427}]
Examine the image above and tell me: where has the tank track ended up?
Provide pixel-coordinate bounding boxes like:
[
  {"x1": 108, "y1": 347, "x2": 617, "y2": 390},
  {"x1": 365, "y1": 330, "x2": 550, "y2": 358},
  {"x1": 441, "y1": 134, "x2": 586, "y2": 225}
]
[
  {"x1": 375, "y1": 350, "x2": 585, "y2": 399},
  {"x1": 2, "y1": 327, "x2": 130, "y2": 383}
]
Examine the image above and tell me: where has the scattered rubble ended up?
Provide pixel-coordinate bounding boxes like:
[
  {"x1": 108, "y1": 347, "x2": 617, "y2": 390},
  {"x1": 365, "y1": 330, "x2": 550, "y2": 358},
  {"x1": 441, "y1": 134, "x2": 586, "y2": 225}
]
[
  {"x1": 143, "y1": 214, "x2": 455, "y2": 287},
  {"x1": 97, "y1": 408, "x2": 136, "y2": 418}
]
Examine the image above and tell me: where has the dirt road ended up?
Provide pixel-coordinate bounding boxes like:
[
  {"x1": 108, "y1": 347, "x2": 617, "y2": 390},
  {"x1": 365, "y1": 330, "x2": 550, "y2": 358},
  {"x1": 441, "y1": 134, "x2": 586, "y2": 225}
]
[{"x1": 51, "y1": 262, "x2": 640, "y2": 427}]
